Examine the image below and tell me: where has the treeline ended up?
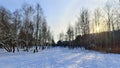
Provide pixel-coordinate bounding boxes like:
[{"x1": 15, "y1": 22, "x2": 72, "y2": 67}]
[
  {"x1": 57, "y1": 0, "x2": 120, "y2": 53},
  {"x1": 0, "y1": 3, "x2": 55, "y2": 53}
]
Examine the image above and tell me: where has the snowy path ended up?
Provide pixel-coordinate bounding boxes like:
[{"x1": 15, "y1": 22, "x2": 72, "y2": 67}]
[{"x1": 0, "y1": 47, "x2": 120, "y2": 68}]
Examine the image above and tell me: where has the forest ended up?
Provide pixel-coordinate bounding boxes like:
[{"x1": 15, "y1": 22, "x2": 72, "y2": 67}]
[
  {"x1": 57, "y1": 0, "x2": 120, "y2": 53},
  {"x1": 0, "y1": 3, "x2": 55, "y2": 53},
  {"x1": 0, "y1": 0, "x2": 120, "y2": 54},
  {"x1": 1, "y1": 0, "x2": 120, "y2": 68}
]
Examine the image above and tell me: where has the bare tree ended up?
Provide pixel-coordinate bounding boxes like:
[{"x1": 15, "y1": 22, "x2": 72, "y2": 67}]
[
  {"x1": 94, "y1": 8, "x2": 101, "y2": 33},
  {"x1": 34, "y1": 3, "x2": 43, "y2": 52},
  {"x1": 114, "y1": 0, "x2": 120, "y2": 30},
  {"x1": 67, "y1": 24, "x2": 74, "y2": 41},
  {"x1": 41, "y1": 18, "x2": 48, "y2": 49},
  {"x1": 22, "y1": 4, "x2": 34, "y2": 52},
  {"x1": 11, "y1": 9, "x2": 21, "y2": 52},
  {"x1": 74, "y1": 21, "x2": 81, "y2": 38},
  {"x1": 80, "y1": 9, "x2": 90, "y2": 35},
  {"x1": 104, "y1": 2, "x2": 114, "y2": 31},
  {"x1": 0, "y1": 6, "x2": 13, "y2": 52},
  {"x1": 103, "y1": 2, "x2": 115, "y2": 50},
  {"x1": 59, "y1": 32, "x2": 64, "y2": 41}
]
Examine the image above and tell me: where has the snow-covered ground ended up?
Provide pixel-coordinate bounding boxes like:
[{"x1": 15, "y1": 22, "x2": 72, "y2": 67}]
[{"x1": 0, "y1": 47, "x2": 120, "y2": 68}]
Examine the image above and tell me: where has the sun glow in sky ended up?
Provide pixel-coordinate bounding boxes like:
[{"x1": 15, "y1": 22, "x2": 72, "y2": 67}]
[
  {"x1": 96, "y1": 27, "x2": 100, "y2": 33},
  {"x1": 0, "y1": 0, "x2": 108, "y2": 42}
]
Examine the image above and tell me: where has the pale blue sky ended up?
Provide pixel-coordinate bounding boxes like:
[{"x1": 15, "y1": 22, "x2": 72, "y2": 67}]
[{"x1": 0, "y1": 0, "x2": 108, "y2": 41}]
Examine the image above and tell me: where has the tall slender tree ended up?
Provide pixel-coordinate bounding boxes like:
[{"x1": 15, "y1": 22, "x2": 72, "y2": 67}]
[{"x1": 22, "y1": 4, "x2": 34, "y2": 52}]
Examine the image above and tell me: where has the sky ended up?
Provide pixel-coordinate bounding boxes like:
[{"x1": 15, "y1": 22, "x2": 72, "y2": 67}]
[{"x1": 0, "y1": 0, "x2": 108, "y2": 42}]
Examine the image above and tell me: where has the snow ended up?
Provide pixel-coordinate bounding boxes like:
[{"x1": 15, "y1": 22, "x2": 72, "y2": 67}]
[{"x1": 0, "y1": 47, "x2": 120, "y2": 68}]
